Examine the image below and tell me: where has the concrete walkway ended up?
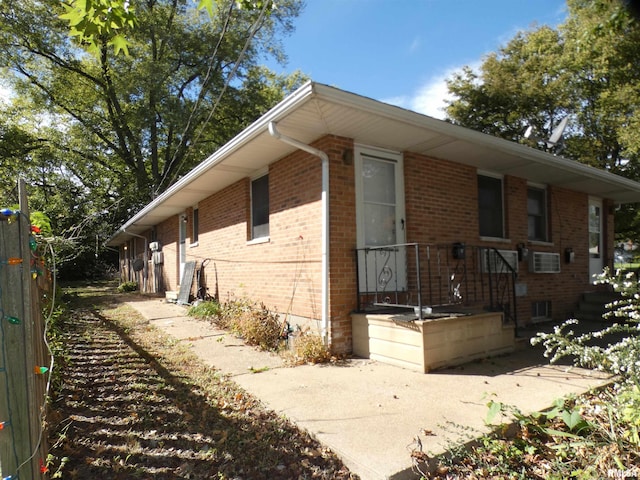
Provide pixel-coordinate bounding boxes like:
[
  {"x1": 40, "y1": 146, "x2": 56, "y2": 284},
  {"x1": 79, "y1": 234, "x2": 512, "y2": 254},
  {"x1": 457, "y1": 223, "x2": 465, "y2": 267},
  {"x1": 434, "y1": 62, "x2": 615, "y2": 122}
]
[{"x1": 123, "y1": 297, "x2": 611, "y2": 480}]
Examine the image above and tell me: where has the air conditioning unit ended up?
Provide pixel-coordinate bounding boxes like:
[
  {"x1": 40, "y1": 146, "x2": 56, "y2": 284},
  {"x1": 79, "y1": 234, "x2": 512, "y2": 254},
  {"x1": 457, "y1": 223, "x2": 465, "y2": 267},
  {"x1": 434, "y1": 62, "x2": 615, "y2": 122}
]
[
  {"x1": 529, "y1": 252, "x2": 561, "y2": 273},
  {"x1": 149, "y1": 241, "x2": 160, "y2": 251},
  {"x1": 480, "y1": 249, "x2": 518, "y2": 273}
]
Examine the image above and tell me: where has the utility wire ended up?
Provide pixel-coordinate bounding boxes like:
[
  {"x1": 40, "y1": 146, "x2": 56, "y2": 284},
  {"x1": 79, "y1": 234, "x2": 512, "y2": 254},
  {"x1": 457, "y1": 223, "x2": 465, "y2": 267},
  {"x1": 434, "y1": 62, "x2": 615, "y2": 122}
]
[
  {"x1": 157, "y1": 0, "x2": 271, "y2": 195},
  {"x1": 156, "y1": 0, "x2": 236, "y2": 196}
]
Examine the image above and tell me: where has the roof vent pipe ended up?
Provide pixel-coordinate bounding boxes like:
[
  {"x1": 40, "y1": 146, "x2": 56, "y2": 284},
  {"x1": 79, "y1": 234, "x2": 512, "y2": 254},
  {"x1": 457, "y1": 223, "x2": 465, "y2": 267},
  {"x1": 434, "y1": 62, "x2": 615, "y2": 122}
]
[{"x1": 268, "y1": 122, "x2": 329, "y2": 345}]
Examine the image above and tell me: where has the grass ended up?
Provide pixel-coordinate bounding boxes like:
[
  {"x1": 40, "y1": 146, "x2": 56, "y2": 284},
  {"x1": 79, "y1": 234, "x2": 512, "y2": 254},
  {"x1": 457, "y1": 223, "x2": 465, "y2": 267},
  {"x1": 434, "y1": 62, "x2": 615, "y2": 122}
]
[{"x1": 614, "y1": 262, "x2": 640, "y2": 271}]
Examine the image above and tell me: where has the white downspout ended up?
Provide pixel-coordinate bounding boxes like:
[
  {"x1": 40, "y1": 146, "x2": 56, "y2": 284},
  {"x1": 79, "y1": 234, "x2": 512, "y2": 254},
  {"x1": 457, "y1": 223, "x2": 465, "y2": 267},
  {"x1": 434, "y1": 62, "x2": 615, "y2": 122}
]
[{"x1": 268, "y1": 121, "x2": 329, "y2": 345}]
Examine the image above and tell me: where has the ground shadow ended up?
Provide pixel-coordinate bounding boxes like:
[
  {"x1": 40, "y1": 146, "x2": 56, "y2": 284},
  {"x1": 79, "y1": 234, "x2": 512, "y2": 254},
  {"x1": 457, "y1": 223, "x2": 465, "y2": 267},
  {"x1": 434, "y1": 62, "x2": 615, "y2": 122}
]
[
  {"x1": 48, "y1": 296, "x2": 355, "y2": 479},
  {"x1": 430, "y1": 318, "x2": 624, "y2": 378}
]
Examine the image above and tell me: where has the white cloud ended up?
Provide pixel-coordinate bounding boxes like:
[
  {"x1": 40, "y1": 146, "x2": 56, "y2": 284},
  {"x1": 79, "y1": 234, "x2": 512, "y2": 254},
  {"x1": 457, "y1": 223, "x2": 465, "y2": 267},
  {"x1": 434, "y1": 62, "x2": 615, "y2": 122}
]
[
  {"x1": 408, "y1": 36, "x2": 421, "y2": 54},
  {"x1": 383, "y1": 62, "x2": 481, "y2": 120},
  {"x1": 381, "y1": 70, "x2": 455, "y2": 120},
  {"x1": 408, "y1": 72, "x2": 454, "y2": 119}
]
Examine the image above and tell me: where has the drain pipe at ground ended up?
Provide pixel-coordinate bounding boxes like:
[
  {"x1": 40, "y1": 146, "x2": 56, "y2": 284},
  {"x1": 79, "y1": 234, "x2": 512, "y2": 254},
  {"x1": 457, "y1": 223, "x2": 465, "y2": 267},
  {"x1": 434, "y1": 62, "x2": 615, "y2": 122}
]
[{"x1": 268, "y1": 121, "x2": 329, "y2": 345}]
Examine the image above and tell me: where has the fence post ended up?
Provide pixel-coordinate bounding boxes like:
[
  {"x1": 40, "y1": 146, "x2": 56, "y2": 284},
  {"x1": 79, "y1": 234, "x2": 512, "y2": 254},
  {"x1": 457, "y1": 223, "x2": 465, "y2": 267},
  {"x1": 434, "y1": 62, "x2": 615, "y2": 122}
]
[{"x1": 0, "y1": 180, "x2": 46, "y2": 479}]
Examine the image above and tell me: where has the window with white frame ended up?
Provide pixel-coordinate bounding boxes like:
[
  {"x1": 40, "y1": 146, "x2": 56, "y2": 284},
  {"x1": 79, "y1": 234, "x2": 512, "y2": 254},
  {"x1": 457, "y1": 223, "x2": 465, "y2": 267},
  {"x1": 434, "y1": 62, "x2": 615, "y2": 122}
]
[
  {"x1": 251, "y1": 174, "x2": 269, "y2": 239},
  {"x1": 527, "y1": 186, "x2": 548, "y2": 242},
  {"x1": 478, "y1": 174, "x2": 504, "y2": 238}
]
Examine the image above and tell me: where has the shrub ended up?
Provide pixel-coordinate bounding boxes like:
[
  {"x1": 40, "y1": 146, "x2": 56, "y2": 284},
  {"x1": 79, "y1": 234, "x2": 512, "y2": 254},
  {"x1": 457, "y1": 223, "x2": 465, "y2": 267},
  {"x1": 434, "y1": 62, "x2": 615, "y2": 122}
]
[
  {"x1": 216, "y1": 297, "x2": 253, "y2": 330},
  {"x1": 234, "y1": 302, "x2": 282, "y2": 351},
  {"x1": 284, "y1": 329, "x2": 331, "y2": 365},
  {"x1": 187, "y1": 300, "x2": 221, "y2": 321},
  {"x1": 532, "y1": 267, "x2": 640, "y2": 387},
  {"x1": 116, "y1": 281, "x2": 138, "y2": 293},
  {"x1": 206, "y1": 298, "x2": 284, "y2": 351}
]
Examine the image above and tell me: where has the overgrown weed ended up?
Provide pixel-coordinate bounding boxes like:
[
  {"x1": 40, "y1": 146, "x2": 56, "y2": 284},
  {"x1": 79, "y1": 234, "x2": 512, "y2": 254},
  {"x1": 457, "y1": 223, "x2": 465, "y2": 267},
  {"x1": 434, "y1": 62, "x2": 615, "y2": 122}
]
[
  {"x1": 188, "y1": 298, "x2": 333, "y2": 363},
  {"x1": 283, "y1": 328, "x2": 332, "y2": 366}
]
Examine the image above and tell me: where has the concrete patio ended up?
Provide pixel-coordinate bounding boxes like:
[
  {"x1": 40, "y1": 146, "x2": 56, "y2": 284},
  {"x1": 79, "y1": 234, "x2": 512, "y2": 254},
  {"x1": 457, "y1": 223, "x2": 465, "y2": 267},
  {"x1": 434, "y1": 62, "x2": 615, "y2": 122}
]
[{"x1": 123, "y1": 296, "x2": 611, "y2": 480}]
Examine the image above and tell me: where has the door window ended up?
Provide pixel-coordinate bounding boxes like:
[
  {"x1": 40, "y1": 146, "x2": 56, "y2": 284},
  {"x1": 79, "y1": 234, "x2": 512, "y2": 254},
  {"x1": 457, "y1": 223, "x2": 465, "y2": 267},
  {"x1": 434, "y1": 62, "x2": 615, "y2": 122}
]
[
  {"x1": 589, "y1": 203, "x2": 601, "y2": 258},
  {"x1": 362, "y1": 157, "x2": 397, "y2": 247},
  {"x1": 355, "y1": 146, "x2": 406, "y2": 294},
  {"x1": 588, "y1": 197, "x2": 604, "y2": 282}
]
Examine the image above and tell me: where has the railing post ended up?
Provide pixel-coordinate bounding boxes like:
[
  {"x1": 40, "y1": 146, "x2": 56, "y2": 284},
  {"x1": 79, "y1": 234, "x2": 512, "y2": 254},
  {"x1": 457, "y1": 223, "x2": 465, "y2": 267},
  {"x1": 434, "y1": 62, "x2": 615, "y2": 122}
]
[
  {"x1": 415, "y1": 244, "x2": 422, "y2": 319},
  {"x1": 354, "y1": 249, "x2": 361, "y2": 312},
  {"x1": 486, "y1": 249, "x2": 495, "y2": 309}
]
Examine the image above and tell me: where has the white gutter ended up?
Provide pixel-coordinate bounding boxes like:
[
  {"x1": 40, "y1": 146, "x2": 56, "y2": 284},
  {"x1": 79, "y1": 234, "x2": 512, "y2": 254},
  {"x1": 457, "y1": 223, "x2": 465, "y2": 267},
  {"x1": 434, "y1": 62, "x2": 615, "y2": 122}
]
[
  {"x1": 268, "y1": 121, "x2": 329, "y2": 345},
  {"x1": 107, "y1": 81, "x2": 318, "y2": 245}
]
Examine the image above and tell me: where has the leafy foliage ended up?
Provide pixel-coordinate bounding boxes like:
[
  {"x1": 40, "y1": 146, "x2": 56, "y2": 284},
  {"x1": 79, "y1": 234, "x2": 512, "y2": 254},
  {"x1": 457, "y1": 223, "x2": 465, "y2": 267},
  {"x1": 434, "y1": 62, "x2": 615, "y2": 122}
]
[
  {"x1": 421, "y1": 385, "x2": 640, "y2": 479},
  {"x1": 446, "y1": 26, "x2": 570, "y2": 141},
  {"x1": 188, "y1": 299, "x2": 222, "y2": 320},
  {"x1": 532, "y1": 268, "x2": 640, "y2": 387},
  {"x1": 116, "y1": 280, "x2": 138, "y2": 292},
  {"x1": 0, "y1": 0, "x2": 306, "y2": 279},
  {"x1": 60, "y1": 0, "x2": 137, "y2": 56},
  {"x1": 444, "y1": 0, "x2": 640, "y2": 241}
]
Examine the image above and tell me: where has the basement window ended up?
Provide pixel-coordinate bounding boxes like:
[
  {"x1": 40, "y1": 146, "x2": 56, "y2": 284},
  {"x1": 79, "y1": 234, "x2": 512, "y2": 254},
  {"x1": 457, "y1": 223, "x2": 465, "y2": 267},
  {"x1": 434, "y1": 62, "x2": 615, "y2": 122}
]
[{"x1": 531, "y1": 300, "x2": 552, "y2": 321}]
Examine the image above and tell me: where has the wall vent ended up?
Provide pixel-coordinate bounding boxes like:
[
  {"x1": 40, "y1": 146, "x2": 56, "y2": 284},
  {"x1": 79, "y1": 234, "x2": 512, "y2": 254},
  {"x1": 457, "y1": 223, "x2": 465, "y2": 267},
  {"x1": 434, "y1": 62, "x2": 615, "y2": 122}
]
[
  {"x1": 480, "y1": 249, "x2": 519, "y2": 273},
  {"x1": 529, "y1": 252, "x2": 561, "y2": 273}
]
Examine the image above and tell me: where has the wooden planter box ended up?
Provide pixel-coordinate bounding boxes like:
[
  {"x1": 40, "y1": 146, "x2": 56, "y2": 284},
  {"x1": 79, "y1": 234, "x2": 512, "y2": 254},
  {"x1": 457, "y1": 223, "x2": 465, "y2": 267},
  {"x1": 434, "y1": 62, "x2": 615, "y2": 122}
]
[{"x1": 352, "y1": 312, "x2": 515, "y2": 373}]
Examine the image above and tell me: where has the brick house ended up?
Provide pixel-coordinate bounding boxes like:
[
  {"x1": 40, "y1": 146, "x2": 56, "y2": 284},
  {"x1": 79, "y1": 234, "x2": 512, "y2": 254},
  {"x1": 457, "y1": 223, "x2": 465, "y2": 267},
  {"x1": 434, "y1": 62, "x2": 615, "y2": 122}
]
[{"x1": 108, "y1": 81, "x2": 640, "y2": 371}]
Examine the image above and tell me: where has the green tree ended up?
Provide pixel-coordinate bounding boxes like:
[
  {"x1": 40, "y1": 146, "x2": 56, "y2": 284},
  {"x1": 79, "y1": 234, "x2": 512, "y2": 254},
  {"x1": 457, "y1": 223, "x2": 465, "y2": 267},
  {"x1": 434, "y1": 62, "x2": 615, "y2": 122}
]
[
  {"x1": 446, "y1": 26, "x2": 571, "y2": 143},
  {"x1": 0, "y1": 0, "x2": 306, "y2": 278},
  {"x1": 0, "y1": 0, "x2": 304, "y2": 203},
  {"x1": 445, "y1": 0, "x2": 640, "y2": 241}
]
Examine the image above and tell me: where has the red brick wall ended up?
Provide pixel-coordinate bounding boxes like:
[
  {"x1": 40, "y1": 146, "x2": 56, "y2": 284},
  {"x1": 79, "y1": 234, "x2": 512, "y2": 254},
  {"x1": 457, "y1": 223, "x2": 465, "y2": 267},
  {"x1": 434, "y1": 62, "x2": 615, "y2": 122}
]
[
  {"x1": 324, "y1": 136, "x2": 357, "y2": 354},
  {"x1": 139, "y1": 137, "x2": 614, "y2": 354},
  {"x1": 404, "y1": 151, "x2": 612, "y2": 328},
  {"x1": 404, "y1": 153, "x2": 478, "y2": 243},
  {"x1": 154, "y1": 142, "x2": 325, "y2": 329}
]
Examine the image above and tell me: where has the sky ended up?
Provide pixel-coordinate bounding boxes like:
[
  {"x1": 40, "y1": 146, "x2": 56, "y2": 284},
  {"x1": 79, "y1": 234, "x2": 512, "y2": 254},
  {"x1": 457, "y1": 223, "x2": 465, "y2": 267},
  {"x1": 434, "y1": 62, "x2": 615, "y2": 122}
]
[
  {"x1": 1, "y1": 1, "x2": 569, "y2": 116},
  {"x1": 265, "y1": 0, "x2": 568, "y2": 119}
]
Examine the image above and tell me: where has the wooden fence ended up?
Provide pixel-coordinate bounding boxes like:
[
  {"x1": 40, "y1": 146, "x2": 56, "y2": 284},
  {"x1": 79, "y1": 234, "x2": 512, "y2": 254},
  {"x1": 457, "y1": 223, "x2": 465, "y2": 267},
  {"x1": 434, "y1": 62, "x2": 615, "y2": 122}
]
[{"x1": 0, "y1": 180, "x2": 50, "y2": 479}]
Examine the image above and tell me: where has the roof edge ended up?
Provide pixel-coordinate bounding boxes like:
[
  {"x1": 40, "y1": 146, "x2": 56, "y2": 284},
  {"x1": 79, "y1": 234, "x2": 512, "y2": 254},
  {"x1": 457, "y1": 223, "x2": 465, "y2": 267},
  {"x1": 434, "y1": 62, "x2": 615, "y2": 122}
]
[
  {"x1": 311, "y1": 83, "x2": 640, "y2": 193},
  {"x1": 107, "y1": 81, "x2": 319, "y2": 245}
]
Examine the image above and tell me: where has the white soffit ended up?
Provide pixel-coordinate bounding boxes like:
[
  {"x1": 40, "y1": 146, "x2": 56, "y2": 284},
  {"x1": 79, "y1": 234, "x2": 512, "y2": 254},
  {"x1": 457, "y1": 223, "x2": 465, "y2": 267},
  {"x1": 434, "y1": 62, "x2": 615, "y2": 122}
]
[{"x1": 108, "y1": 81, "x2": 640, "y2": 245}]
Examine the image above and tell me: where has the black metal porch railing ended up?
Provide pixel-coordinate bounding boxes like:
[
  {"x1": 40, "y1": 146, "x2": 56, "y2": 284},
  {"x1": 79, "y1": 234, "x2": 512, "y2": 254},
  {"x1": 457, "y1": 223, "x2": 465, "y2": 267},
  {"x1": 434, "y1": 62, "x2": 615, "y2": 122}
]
[{"x1": 355, "y1": 243, "x2": 518, "y2": 327}]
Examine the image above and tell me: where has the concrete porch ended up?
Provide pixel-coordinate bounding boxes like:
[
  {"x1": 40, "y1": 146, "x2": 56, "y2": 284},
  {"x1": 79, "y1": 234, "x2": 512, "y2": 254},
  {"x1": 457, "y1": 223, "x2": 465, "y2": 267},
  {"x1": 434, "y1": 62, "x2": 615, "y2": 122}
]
[{"x1": 352, "y1": 310, "x2": 515, "y2": 372}]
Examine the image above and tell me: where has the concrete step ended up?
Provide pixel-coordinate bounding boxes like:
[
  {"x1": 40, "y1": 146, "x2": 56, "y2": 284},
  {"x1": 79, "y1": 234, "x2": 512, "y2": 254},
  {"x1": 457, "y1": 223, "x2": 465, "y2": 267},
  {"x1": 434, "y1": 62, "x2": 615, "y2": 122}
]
[
  {"x1": 581, "y1": 290, "x2": 620, "y2": 304},
  {"x1": 573, "y1": 289, "x2": 620, "y2": 322}
]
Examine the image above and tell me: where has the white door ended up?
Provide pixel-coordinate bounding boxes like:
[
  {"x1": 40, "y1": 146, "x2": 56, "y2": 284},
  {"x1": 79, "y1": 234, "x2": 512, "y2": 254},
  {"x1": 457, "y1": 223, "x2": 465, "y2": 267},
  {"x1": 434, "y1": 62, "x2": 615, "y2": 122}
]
[
  {"x1": 355, "y1": 145, "x2": 406, "y2": 294},
  {"x1": 588, "y1": 197, "x2": 604, "y2": 282}
]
